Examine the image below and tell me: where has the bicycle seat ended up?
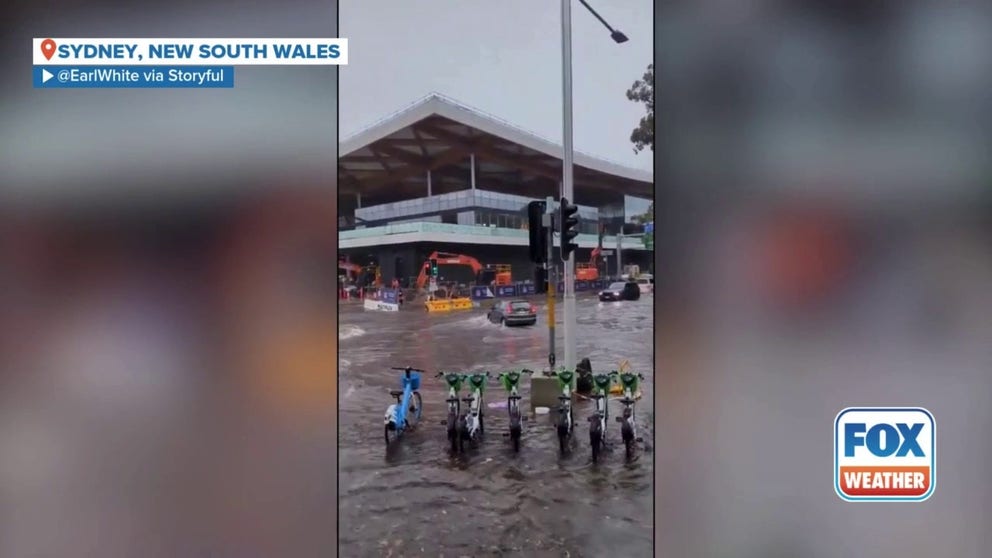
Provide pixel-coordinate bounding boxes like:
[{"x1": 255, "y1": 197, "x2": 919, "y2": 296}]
[
  {"x1": 389, "y1": 390, "x2": 404, "y2": 397},
  {"x1": 619, "y1": 397, "x2": 635, "y2": 405},
  {"x1": 590, "y1": 393, "x2": 606, "y2": 399},
  {"x1": 558, "y1": 394, "x2": 571, "y2": 401},
  {"x1": 461, "y1": 396, "x2": 475, "y2": 403},
  {"x1": 445, "y1": 397, "x2": 460, "y2": 404},
  {"x1": 508, "y1": 394, "x2": 522, "y2": 400}
]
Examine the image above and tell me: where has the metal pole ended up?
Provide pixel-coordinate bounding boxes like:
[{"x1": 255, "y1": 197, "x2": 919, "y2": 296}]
[
  {"x1": 544, "y1": 197, "x2": 556, "y2": 369},
  {"x1": 561, "y1": 0, "x2": 577, "y2": 371},
  {"x1": 470, "y1": 153, "x2": 476, "y2": 190},
  {"x1": 617, "y1": 230, "x2": 623, "y2": 277}
]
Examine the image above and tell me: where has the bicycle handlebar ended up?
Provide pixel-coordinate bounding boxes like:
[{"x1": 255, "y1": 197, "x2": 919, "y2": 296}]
[
  {"x1": 498, "y1": 369, "x2": 535, "y2": 377},
  {"x1": 391, "y1": 366, "x2": 426, "y2": 373}
]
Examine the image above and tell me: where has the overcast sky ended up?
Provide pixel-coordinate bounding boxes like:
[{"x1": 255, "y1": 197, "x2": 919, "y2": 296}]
[{"x1": 339, "y1": 0, "x2": 654, "y2": 174}]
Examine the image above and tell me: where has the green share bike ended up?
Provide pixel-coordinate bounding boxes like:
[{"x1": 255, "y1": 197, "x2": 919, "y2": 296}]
[
  {"x1": 542, "y1": 368, "x2": 577, "y2": 454},
  {"x1": 495, "y1": 369, "x2": 534, "y2": 452},
  {"x1": 588, "y1": 371, "x2": 619, "y2": 462}
]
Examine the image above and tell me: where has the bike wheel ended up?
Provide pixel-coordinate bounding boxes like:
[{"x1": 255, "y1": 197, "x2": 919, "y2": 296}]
[
  {"x1": 384, "y1": 424, "x2": 394, "y2": 445},
  {"x1": 557, "y1": 414, "x2": 570, "y2": 454},
  {"x1": 479, "y1": 412, "x2": 485, "y2": 435},
  {"x1": 512, "y1": 431, "x2": 520, "y2": 452},
  {"x1": 622, "y1": 422, "x2": 635, "y2": 459},
  {"x1": 590, "y1": 422, "x2": 602, "y2": 462},
  {"x1": 410, "y1": 392, "x2": 423, "y2": 425}
]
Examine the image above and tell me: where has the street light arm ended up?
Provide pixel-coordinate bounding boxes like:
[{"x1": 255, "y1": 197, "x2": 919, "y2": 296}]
[
  {"x1": 576, "y1": 0, "x2": 618, "y2": 33},
  {"x1": 577, "y1": 0, "x2": 629, "y2": 43}
]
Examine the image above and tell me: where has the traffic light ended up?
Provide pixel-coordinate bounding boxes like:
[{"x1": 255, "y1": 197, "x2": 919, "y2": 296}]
[
  {"x1": 559, "y1": 197, "x2": 579, "y2": 261},
  {"x1": 527, "y1": 200, "x2": 547, "y2": 264},
  {"x1": 429, "y1": 258, "x2": 438, "y2": 276}
]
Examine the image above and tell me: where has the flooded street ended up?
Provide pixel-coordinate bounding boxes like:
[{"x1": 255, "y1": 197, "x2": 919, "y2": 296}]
[{"x1": 338, "y1": 294, "x2": 654, "y2": 557}]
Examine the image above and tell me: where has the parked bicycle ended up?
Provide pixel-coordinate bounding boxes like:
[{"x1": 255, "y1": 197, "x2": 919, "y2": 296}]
[
  {"x1": 436, "y1": 371, "x2": 466, "y2": 452},
  {"x1": 615, "y1": 371, "x2": 645, "y2": 458},
  {"x1": 542, "y1": 369, "x2": 577, "y2": 454},
  {"x1": 384, "y1": 366, "x2": 424, "y2": 444},
  {"x1": 495, "y1": 369, "x2": 534, "y2": 452},
  {"x1": 588, "y1": 371, "x2": 619, "y2": 462},
  {"x1": 460, "y1": 371, "x2": 491, "y2": 449}
]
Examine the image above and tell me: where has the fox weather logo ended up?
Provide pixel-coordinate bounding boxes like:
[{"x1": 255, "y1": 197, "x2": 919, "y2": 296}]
[{"x1": 834, "y1": 407, "x2": 935, "y2": 502}]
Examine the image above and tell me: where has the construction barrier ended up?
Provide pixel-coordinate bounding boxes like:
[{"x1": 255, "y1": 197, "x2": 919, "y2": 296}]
[
  {"x1": 425, "y1": 297, "x2": 474, "y2": 312},
  {"x1": 471, "y1": 286, "x2": 495, "y2": 300},
  {"x1": 495, "y1": 285, "x2": 517, "y2": 297},
  {"x1": 462, "y1": 280, "x2": 614, "y2": 301}
]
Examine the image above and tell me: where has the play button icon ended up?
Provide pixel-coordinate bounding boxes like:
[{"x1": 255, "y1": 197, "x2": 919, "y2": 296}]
[{"x1": 42, "y1": 69, "x2": 53, "y2": 83}]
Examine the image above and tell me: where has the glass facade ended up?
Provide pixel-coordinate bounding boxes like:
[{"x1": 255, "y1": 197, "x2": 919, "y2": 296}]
[{"x1": 353, "y1": 189, "x2": 602, "y2": 234}]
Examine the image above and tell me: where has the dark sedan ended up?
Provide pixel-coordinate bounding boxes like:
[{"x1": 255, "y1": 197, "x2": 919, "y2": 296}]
[
  {"x1": 487, "y1": 300, "x2": 538, "y2": 326},
  {"x1": 598, "y1": 281, "x2": 641, "y2": 302}
]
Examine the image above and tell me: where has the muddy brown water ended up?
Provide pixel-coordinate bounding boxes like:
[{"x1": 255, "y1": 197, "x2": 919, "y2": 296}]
[{"x1": 339, "y1": 294, "x2": 654, "y2": 557}]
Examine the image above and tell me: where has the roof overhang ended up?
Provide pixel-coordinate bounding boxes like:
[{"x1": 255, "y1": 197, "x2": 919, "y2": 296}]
[{"x1": 339, "y1": 94, "x2": 653, "y2": 208}]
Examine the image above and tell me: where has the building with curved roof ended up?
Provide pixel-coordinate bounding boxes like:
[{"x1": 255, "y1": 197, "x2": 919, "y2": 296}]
[{"x1": 339, "y1": 94, "x2": 653, "y2": 285}]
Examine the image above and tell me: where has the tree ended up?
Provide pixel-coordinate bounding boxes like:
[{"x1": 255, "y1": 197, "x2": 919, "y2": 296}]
[
  {"x1": 626, "y1": 63, "x2": 654, "y2": 153},
  {"x1": 632, "y1": 202, "x2": 653, "y2": 224}
]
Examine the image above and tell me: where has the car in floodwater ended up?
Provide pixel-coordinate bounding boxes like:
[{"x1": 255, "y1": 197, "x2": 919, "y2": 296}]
[
  {"x1": 487, "y1": 300, "x2": 537, "y2": 326},
  {"x1": 598, "y1": 281, "x2": 641, "y2": 302}
]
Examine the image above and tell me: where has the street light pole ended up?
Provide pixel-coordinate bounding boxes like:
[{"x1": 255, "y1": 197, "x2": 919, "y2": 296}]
[
  {"x1": 560, "y1": 0, "x2": 577, "y2": 371},
  {"x1": 560, "y1": 0, "x2": 627, "y2": 370}
]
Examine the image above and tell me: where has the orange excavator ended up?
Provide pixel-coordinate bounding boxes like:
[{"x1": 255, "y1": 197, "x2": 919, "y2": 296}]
[
  {"x1": 576, "y1": 246, "x2": 601, "y2": 281},
  {"x1": 416, "y1": 251, "x2": 484, "y2": 290},
  {"x1": 338, "y1": 262, "x2": 362, "y2": 278},
  {"x1": 340, "y1": 261, "x2": 380, "y2": 288}
]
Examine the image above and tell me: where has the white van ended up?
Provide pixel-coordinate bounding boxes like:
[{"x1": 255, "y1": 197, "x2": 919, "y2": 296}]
[{"x1": 635, "y1": 274, "x2": 654, "y2": 294}]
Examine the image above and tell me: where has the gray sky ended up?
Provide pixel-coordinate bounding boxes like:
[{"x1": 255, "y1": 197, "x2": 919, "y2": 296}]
[{"x1": 339, "y1": 0, "x2": 654, "y2": 174}]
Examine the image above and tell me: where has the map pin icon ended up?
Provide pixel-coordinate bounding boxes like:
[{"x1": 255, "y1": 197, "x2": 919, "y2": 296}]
[{"x1": 41, "y1": 39, "x2": 56, "y2": 61}]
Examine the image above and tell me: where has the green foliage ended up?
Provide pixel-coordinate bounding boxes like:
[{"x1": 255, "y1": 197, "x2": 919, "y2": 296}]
[
  {"x1": 632, "y1": 202, "x2": 653, "y2": 224},
  {"x1": 626, "y1": 63, "x2": 654, "y2": 153}
]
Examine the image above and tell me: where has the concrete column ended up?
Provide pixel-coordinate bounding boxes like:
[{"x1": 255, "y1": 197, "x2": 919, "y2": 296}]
[
  {"x1": 355, "y1": 192, "x2": 362, "y2": 208},
  {"x1": 427, "y1": 169, "x2": 432, "y2": 197},
  {"x1": 470, "y1": 153, "x2": 476, "y2": 190}
]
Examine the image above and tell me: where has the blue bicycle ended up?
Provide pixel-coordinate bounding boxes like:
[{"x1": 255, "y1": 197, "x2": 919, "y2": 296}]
[{"x1": 384, "y1": 366, "x2": 424, "y2": 444}]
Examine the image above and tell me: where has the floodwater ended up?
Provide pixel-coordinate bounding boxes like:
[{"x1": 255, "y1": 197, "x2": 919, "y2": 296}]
[{"x1": 338, "y1": 294, "x2": 654, "y2": 557}]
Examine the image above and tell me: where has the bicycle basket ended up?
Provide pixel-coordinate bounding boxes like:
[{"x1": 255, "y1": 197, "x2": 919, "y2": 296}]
[
  {"x1": 501, "y1": 371, "x2": 520, "y2": 390},
  {"x1": 468, "y1": 374, "x2": 487, "y2": 390},
  {"x1": 619, "y1": 373, "x2": 638, "y2": 390},
  {"x1": 443, "y1": 373, "x2": 464, "y2": 392},
  {"x1": 403, "y1": 372, "x2": 422, "y2": 391},
  {"x1": 593, "y1": 374, "x2": 613, "y2": 391}
]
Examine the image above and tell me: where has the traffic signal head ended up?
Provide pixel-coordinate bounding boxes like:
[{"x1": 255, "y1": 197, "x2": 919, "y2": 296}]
[
  {"x1": 527, "y1": 201, "x2": 547, "y2": 264},
  {"x1": 429, "y1": 258, "x2": 438, "y2": 276},
  {"x1": 559, "y1": 198, "x2": 580, "y2": 261}
]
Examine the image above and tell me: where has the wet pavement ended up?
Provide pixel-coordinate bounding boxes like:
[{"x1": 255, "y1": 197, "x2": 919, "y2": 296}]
[{"x1": 338, "y1": 294, "x2": 654, "y2": 557}]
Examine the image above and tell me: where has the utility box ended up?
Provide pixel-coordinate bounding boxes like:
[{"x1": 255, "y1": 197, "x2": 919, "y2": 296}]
[{"x1": 529, "y1": 374, "x2": 578, "y2": 412}]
